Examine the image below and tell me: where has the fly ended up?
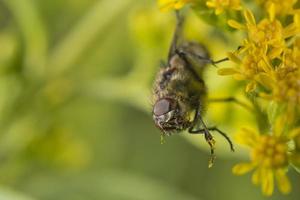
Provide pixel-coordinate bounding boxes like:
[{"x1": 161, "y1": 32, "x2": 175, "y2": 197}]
[{"x1": 152, "y1": 12, "x2": 234, "y2": 167}]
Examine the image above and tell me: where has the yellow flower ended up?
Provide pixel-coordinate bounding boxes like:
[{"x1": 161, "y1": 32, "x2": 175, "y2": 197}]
[
  {"x1": 158, "y1": 0, "x2": 193, "y2": 12},
  {"x1": 272, "y1": 68, "x2": 300, "y2": 104},
  {"x1": 232, "y1": 119, "x2": 300, "y2": 196},
  {"x1": 228, "y1": 8, "x2": 297, "y2": 52},
  {"x1": 259, "y1": 66, "x2": 300, "y2": 121},
  {"x1": 218, "y1": 43, "x2": 269, "y2": 92},
  {"x1": 283, "y1": 38, "x2": 300, "y2": 69},
  {"x1": 257, "y1": 40, "x2": 300, "y2": 121},
  {"x1": 220, "y1": 8, "x2": 299, "y2": 92},
  {"x1": 293, "y1": 11, "x2": 300, "y2": 31},
  {"x1": 206, "y1": 0, "x2": 241, "y2": 15}
]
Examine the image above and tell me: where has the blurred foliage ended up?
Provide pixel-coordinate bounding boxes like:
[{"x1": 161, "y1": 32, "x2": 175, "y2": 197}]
[{"x1": 0, "y1": 0, "x2": 299, "y2": 200}]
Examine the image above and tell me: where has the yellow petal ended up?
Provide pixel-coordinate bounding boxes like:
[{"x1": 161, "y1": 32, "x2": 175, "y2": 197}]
[
  {"x1": 245, "y1": 81, "x2": 256, "y2": 92},
  {"x1": 174, "y1": 1, "x2": 185, "y2": 9},
  {"x1": 268, "y1": 3, "x2": 276, "y2": 22},
  {"x1": 261, "y1": 55, "x2": 273, "y2": 72},
  {"x1": 227, "y1": 52, "x2": 242, "y2": 64},
  {"x1": 244, "y1": 9, "x2": 256, "y2": 26},
  {"x1": 261, "y1": 169, "x2": 274, "y2": 196},
  {"x1": 275, "y1": 169, "x2": 291, "y2": 194},
  {"x1": 228, "y1": 20, "x2": 245, "y2": 30},
  {"x1": 233, "y1": 73, "x2": 246, "y2": 80},
  {"x1": 235, "y1": 128, "x2": 259, "y2": 147},
  {"x1": 268, "y1": 47, "x2": 283, "y2": 59},
  {"x1": 232, "y1": 163, "x2": 255, "y2": 175},
  {"x1": 159, "y1": 3, "x2": 174, "y2": 12},
  {"x1": 215, "y1": 8, "x2": 224, "y2": 15},
  {"x1": 256, "y1": 73, "x2": 275, "y2": 90},
  {"x1": 217, "y1": 68, "x2": 238, "y2": 75},
  {"x1": 283, "y1": 23, "x2": 299, "y2": 38},
  {"x1": 258, "y1": 92, "x2": 273, "y2": 100},
  {"x1": 273, "y1": 116, "x2": 286, "y2": 137},
  {"x1": 252, "y1": 168, "x2": 262, "y2": 185},
  {"x1": 294, "y1": 13, "x2": 300, "y2": 26},
  {"x1": 206, "y1": 1, "x2": 216, "y2": 8}
]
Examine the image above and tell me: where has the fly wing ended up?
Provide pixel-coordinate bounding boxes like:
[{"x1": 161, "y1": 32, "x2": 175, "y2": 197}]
[{"x1": 177, "y1": 41, "x2": 211, "y2": 74}]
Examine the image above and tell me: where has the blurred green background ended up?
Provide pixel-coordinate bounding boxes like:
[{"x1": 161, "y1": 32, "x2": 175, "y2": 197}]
[{"x1": 0, "y1": 0, "x2": 299, "y2": 199}]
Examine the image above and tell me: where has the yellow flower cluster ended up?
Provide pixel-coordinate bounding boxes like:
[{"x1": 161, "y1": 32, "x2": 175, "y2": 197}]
[
  {"x1": 156, "y1": 0, "x2": 300, "y2": 196},
  {"x1": 206, "y1": 0, "x2": 241, "y2": 15},
  {"x1": 218, "y1": 5, "x2": 300, "y2": 120},
  {"x1": 216, "y1": 3, "x2": 300, "y2": 196},
  {"x1": 233, "y1": 118, "x2": 300, "y2": 196}
]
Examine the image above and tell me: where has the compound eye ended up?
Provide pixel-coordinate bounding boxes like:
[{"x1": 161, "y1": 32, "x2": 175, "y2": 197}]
[{"x1": 153, "y1": 98, "x2": 174, "y2": 116}]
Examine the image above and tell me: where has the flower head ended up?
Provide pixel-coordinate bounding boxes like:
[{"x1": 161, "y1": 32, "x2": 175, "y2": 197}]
[
  {"x1": 219, "y1": 8, "x2": 299, "y2": 92},
  {"x1": 259, "y1": 66, "x2": 300, "y2": 121},
  {"x1": 232, "y1": 119, "x2": 300, "y2": 196},
  {"x1": 206, "y1": 0, "x2": 241, "y2": 15},
  {"x1": 228, "y1": 8, "x2": 297, "y2": 51},
  {"x1": 217, "y1": 43, "x2": 269, "y2": 92},
  {"x1": 255, "y1": 39, "x2": 300, "y2": 121}
]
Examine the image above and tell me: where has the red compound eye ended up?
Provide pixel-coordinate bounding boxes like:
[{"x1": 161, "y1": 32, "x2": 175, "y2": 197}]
[{"x1": 153, "y1": 98, "x2": 175, "y2": 116}]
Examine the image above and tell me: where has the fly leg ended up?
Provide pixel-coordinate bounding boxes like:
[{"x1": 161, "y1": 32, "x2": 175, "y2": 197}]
[
  {"x1": 188, "y1": 107, "x2": 234, "y2": 167},
  {"x1": 177, "y1": 45, "x2": 246, "y2": 67},
  {"x1": 209, "y1": 97, "x2": 253, "y2": 112},
  {"x1": 188, "y1": 107, "x2": 216, "y2": 167},
  {"x1": 168, "y1": 11, "x2": 184, "y2": 61},
  {"x1": 189, "y1": 126, "x2": 216, "y2": 168},
  {"x1": 190, "y1": 126, "x2": 235, "y2": 152},
  {"x1": 176, "y1": 49, "x2": 229, "y2": 67}
]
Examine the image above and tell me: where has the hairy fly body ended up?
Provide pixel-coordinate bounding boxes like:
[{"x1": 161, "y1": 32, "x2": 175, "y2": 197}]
[{"x1": 152, "y1": 12, "x2": 234, "y2": 167}]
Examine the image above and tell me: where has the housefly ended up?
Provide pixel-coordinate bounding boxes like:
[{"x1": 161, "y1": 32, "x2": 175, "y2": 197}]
[{"x1": 152, "y1": 12, "x2": 234, "y2": 167}]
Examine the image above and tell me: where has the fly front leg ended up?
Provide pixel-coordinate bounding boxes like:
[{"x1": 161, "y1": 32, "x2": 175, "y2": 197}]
[
  {"x1": 168, "y1": 11, "x2": 184, "y2": 61},
  {"x1": 188, "y1": 108, "x2": 216, "y2": 168},
  {"x1": 189, "y1": 126, "x2": 216, "y2": 168},
  {"x1": 176, "y1": 41, "x2": 244, "y2": 68},
  {"x1": 190, "y1": 126, "x2": 235, "y2": 152},
  {"x1": 188, "y1": 107, "x2": 234, "y2": 167},
  {"x1": 176, "y1": 49, "x2": 229, "y2": 67}
]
